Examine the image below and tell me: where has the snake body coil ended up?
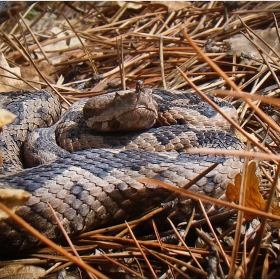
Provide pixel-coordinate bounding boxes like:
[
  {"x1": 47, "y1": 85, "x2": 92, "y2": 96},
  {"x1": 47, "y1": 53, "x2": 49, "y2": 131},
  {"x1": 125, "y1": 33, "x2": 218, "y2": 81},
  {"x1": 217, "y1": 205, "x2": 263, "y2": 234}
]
[{"x1": 0, "y1": 85, "x2": 244, "y2": 250}]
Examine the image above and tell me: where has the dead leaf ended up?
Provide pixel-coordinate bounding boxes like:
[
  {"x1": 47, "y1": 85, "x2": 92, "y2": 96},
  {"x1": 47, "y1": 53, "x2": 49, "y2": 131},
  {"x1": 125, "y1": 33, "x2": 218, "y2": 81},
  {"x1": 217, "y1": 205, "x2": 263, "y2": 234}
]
[
  {"x1": 20, "y1": 66, "x2": 40, "y2": 89},
  {"x1": 118, "y1": 1, "x2": 143, "y2": 9},
  {"x1": 31, "y1": 12, "x2": 57, "y2": 32},
  {"x1": 224, "y1": 27, "x2": 280, "y2": 58},
  {"x1": 226, "y1": 161, "x2": 268, "y2": 221},
  {"x1": 0, "y1": 264, "x2": 45, "y2": 279},
  {"x1": 152, "y1": 1, "x2": 192, "y2": 12},
  {"x1": 34, "y1": 27, "x2": 86, "y2": 64},
  {"x1": 34, "y1": 61, "x2": 56, "y2": 85},
  {"x1": 0, "y1": 53, "x2": 41, "y2": 91},
  {"x1": 0, "y1": 189, "x2": 31, "y2": 219},
  {"x1": 271, "y1": 201, "x2": 280, "y2": 216},
  {"x1": 0, "y1": 53, "x2": 27, "y2": 92},
  {"x1": 0, "y1": 109, "x2": 16, "y2": 129},
  {"x1": 267, "y1": 201, "x2": 280, "y2": 227}
]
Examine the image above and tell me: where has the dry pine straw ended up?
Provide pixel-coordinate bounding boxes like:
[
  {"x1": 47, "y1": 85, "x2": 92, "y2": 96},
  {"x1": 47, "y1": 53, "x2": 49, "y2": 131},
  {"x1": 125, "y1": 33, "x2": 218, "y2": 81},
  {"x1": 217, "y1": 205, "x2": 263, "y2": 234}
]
[{"x1": 0, "y1": 1, "x2": 280, "y2": 278}]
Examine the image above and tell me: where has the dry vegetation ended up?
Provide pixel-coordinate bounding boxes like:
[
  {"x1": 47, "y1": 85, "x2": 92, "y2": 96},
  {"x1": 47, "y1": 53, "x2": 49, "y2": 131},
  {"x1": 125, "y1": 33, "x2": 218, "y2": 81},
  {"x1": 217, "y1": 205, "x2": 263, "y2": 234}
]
[{"x1": 1, "y1": 1, "x2": 280, "y2": 278}]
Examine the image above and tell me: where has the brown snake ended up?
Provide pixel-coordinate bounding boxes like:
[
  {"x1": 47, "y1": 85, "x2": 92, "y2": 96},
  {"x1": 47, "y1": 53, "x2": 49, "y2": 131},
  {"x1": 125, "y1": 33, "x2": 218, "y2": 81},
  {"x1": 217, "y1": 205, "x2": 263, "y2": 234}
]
[{"x1": 0, "y1": 82, "x2": 245, "y2": 250}]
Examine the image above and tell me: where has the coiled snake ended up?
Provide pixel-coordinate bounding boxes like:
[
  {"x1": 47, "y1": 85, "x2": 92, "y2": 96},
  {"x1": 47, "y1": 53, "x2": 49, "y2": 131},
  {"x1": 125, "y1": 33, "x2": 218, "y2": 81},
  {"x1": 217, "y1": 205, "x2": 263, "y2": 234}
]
[{"x1": 0, "y1": 81, "x2": 245, "y2": 250}]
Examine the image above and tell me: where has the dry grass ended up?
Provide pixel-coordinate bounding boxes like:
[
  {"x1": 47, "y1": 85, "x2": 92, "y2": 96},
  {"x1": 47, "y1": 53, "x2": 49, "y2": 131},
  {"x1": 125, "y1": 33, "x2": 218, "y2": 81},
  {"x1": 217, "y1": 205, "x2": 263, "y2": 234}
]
[{"x1": 1, "y1": 1, "x2": 280, "y2": 278}]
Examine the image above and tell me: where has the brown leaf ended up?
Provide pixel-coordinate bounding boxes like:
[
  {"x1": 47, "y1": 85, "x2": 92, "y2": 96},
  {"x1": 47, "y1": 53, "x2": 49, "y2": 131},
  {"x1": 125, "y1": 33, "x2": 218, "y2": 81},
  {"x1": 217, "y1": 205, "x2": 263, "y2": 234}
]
[
  {"x1": 225, "y1": 27, "x2": 280, "y2": 58},
  {"x1": 0, "y1": 54, "x2": 41, "y2": 91},
  {"x1": 152, "y1": 1, "x2": 192, "y2": 12},
  {"x1": 0, "y1": 109, "x2": 16, "y2": 129},
  {"x1": 267, "y1": 202, "x2": 280, "y2": 227},
  {"x1": 272, "y1": 201, "x2": 280, "y2": 216},
  {"x1": 118, "y1": 1, "x2": 143, "y2": 9},
  {"x1": 0, "y1": 189, "x2": 31, "y2": 219},
  {"x1": 0, "y1": 264, "x2": 45, "y2": 279},
  {"x1": 0, "y1": 54, "x2": 26, "y2": 92},
  {"x1": 226, "y1": 161, "x2": 268, "y2": 221}
]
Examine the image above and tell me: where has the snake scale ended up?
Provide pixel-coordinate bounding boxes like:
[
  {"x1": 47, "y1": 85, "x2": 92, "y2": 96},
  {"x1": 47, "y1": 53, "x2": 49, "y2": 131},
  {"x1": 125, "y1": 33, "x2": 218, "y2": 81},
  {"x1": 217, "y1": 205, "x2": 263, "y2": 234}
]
[{"x1": 0, "y1": 82, "x2": 245, "y2": 250}]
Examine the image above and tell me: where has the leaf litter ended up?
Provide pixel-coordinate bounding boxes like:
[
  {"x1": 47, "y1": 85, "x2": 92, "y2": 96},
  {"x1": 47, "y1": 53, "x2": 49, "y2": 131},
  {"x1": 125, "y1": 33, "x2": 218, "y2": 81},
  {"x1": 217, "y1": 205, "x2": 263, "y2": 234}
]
[{"x1": 0, "y1": 1, "x2": 280, "y2": 278}]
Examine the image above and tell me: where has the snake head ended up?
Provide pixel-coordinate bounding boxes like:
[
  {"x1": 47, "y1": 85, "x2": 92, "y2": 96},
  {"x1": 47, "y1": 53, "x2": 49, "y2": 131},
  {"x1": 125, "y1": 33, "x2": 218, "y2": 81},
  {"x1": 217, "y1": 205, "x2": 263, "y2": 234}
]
[{"x1": 83, "y1": 82, "x2": 158, "y2": 132}]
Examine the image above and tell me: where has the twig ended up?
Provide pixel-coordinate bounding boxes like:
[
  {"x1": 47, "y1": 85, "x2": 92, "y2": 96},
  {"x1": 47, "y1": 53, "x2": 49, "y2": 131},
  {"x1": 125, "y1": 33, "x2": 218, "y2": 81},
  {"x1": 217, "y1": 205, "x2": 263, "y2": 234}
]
[{"x1": 0, "y1": 202, "x2": 108, "y2": 279}]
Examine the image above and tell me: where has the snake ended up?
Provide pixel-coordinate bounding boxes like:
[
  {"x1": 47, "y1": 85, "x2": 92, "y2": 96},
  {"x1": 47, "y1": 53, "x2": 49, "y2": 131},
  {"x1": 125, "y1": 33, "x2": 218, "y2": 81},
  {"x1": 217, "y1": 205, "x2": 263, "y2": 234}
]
[{"x1": 0, "y1": 80, "x2": 245, "y2": 250}]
